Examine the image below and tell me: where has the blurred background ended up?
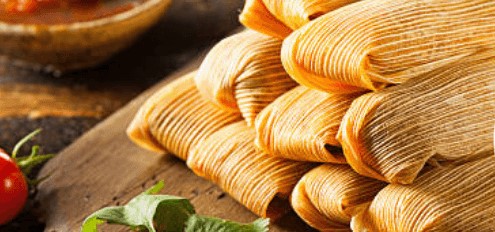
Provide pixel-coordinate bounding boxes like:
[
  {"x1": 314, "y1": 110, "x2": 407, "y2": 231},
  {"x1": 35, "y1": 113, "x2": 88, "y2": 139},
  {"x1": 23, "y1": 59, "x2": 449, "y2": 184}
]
[{"x1": 0, "y1": 0, "x2": 243, "y2": 231}]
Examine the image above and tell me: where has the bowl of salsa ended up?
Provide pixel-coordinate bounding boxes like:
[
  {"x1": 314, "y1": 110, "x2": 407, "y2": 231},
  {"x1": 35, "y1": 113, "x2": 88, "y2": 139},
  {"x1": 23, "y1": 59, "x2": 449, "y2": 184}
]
[{"x1": 0, "y1": 0, "x2": 172, "y2": 72}]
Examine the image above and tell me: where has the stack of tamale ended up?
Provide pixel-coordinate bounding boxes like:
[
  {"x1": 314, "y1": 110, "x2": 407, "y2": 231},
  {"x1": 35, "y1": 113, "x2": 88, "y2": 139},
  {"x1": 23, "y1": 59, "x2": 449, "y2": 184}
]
[{"x1": 128, "y1": 0, "x2": 495, "y2": 231}]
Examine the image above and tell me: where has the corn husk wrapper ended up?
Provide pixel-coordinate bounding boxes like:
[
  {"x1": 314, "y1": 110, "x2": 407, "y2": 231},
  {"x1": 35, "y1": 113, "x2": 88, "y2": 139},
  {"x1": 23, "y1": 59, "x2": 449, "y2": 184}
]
[
  {"x1": 282, "y1": 0, "x2": 495, "y2": 93},
  {"x1": 187, "y1": 121, "x2": 315, "y2": 219},
  {"x1": 338, "y1": 52, "x2": 495, "y2": 184},
  {"x1": 239, "y1": 0, "x2": 292, "y2": 39},
  {"x1": 195, "y1": 30, "x2": 297, "y2": 126},
  {"x1": 292, "y1": 164, "x2": 387, "y2": 232},
  {"x1": 255, "y1": 86, "x2": 358, "y2": 163},
  {"x1": 352, "y1": 155, "x2": 495, "y2": 232},
  {"x1": 127, "y1": 72, "x2": 242, "y2": 160},
  {"x1": 239, "y1": 0, "x2": 359, "y2": 39}
]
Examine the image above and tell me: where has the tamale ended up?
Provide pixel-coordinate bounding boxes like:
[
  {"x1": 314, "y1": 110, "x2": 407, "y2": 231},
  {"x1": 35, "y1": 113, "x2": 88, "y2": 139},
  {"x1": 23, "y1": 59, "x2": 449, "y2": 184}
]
[
  {"x1": 352, "y1": 155, "x2": 495, "y2": 232},
  {"x1": 195, "y1": 30, "x2": 297, "y2": 126},
  {"x1": 255, "y1": 85, "x2": 358, "y2": 163},
  {"x1": 239, "y1": 0, "x2": 359, "y2": 39},
  {"x1": 187, "y1": 121, "x2": 315, "y2": 219},
  {"x1": 291, "y1": 164, "x2": 386, "y2": 232},
  {"x1": 338, "y1": 52, "x2": 495, "y2": 184},
  {"x1": 282, "y1": 0, "x2": 495, "y2": 92},
  {"x1": 127, "y1": 72, "x2": 242, "y2": 160}
]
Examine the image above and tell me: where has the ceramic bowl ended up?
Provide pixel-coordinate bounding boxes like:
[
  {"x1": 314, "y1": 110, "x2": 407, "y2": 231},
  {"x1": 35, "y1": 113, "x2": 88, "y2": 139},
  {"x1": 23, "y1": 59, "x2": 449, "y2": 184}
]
[{"x1": 0, "y1": 0, "x2": 172, "y2": 73}]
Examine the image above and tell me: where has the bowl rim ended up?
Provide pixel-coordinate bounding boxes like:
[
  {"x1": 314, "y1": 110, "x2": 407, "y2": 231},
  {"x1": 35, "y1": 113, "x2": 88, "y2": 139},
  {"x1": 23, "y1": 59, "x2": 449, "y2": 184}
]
[{"x1": 0, "y1": 0, "x2": 169, "y2": 34}]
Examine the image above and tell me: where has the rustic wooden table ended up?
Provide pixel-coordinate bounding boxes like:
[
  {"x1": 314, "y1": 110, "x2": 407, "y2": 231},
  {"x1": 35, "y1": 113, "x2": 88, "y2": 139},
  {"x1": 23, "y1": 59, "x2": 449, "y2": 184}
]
[
  {"x1": 0, "y1": 1, "x2": 247, "y2": 231},
  {"x1": 35, "y1": 61, "x2": 315, "y2": 232}
]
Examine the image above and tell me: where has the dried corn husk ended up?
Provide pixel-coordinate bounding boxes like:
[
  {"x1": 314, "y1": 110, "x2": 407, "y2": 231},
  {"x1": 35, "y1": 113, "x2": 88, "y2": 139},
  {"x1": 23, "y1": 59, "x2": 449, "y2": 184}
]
[
  {"x1": 282, "y1": 0, "x2": 495, "y2": 92},
  {"x1": 255, "y1": 85, "x2": 358, "y2": 163},
  {"x1": 127, "y1": 72, "x2": 242, "y2": 160},
  {"x1": 239, "y1": 0, "x2": 292, "y2": 39},
  {"x1": 337, "y1": 52, "x2": 495, "y2": 184},
  {"x1": 352, "y1": 155, "x2": 495, "y2": 232},
  {"x1": 239, "y1": 0, "x2": 359, "y2": 39},
  {"x1": 292, "y1": 164, "x2": 387, "y2": 232},
  {"x1": 195, "y1": 30, "x2": 297, "y2": 126},
  {"x1": 187, "y1": 121, "x2": 315, "y2": 219}
]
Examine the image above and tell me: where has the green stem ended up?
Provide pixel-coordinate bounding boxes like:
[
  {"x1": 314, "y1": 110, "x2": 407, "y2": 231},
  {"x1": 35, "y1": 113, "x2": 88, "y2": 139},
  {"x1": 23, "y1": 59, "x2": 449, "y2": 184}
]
[
  {"x1": 10, "y1": 129, "x2": 54, "y2": 186},
  {"x1": 12, "y1": 129, "x2": 42, "y2": 159},
  {"x1": 17, "y1": 154, "x2": 55, "y2": 176}
]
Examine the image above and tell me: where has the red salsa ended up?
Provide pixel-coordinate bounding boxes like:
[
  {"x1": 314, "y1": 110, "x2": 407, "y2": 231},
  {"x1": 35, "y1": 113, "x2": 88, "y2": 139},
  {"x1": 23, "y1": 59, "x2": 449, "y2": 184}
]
[{"x1": 0, "y1": 0, "x2": 144, "y2": 24}]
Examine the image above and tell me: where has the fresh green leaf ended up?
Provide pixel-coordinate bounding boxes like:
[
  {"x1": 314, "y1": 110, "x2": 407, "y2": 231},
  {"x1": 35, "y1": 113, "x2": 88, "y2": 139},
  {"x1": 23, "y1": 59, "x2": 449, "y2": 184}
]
[
  {"x1": 81, "y1": 181, "x2": 195, "y2": 232},
  {"x1": 81, "y1": 181, "x2": 270, "y2": 232},
  {"x1": 185, "y1": 215, "x2": 269, "y2": 232},
  {"x1": 81, "y1": 207, "x2": 127, "y2": 232}
]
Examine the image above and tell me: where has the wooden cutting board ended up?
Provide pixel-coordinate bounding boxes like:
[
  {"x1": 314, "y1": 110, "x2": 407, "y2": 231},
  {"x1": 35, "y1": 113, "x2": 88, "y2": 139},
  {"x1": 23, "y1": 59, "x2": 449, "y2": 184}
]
[{"x1": 35, "y1": 57, "x2": 316, "y2": 232}]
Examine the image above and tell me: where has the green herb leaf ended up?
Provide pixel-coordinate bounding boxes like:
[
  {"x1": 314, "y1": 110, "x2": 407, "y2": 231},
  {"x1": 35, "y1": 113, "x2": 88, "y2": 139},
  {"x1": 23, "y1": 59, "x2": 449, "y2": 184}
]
[
  {"x1": 81, "y1": 181, "x2": 270, "y2": 232},
  {"x1": 185, "y1": 215, "x2": 269, "y2": 232},
  {"x1": 81, "y1": 181, "x2": 195, "y2": 232}
]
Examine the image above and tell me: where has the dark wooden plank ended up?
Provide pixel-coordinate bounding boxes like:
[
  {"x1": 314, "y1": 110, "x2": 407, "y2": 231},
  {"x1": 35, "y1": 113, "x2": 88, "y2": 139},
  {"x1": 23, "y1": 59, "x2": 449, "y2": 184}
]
[{"x1": 35, "y1": 58, "x2": 315, "y2": 232}]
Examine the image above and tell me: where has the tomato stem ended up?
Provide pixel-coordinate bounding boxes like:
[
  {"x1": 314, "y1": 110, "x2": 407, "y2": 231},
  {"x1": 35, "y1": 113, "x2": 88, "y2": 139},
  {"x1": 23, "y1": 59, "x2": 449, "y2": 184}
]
[
  {"x1": 17, "y1": 154, "x2": 54, "y2": 176},
  {"x1": 12, "y1": 129, "x2": 42, "y2": 159},
  {"x1": 11, "y1": 129, "x2": 54, "y2": 185}
]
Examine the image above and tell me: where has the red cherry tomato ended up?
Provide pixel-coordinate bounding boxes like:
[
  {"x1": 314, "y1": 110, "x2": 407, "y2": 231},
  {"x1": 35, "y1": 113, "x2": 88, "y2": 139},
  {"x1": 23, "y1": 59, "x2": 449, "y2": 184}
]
[{"x1": 0, "y1": 149, "x2": 28, "y2": 225}]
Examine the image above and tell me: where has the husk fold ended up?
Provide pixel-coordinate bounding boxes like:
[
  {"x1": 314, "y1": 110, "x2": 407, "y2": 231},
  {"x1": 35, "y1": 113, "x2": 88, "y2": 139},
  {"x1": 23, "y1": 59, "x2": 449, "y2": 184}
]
[
  {"x1": 255, "y1": 86, "x2": 358, "y2": 163},
  {"x1": 239, "y1": 0, "x2": 359, "y2": 39},
  {"x1": 239, "y1": 0, "x2": 292, "y2": 39},
  {"x1": 338, "y1": 52, "x2": 495, "y2": 184},
  {"x1": 195, "y1": 30, "x2": 297, "y2": 126},
  {"x1": 352, "y1": 155, "x2": 495, "y2": 232},
  {"x1": 291, "y1": 164, "x2": 387, "y2": 232},
  {"x1": 282, "y1": 0, "x2": 495, "y2": 92},
  {"x1": 127, "y1": 72, "x2": 242, "y2": 160},
  {"x1": 187, "y1": 121, "x2": 315, "y2": 219}
]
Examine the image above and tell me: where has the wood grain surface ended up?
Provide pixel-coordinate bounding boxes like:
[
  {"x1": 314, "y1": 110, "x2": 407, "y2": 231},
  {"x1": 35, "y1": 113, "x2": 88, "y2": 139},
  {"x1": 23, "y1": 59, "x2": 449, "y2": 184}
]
[
  {"x1": 0, "y1": 1, "x2": 254, "y2": 231},
  {"x1": 35, "y1": 57, "x2": 315, "y2": 232}
]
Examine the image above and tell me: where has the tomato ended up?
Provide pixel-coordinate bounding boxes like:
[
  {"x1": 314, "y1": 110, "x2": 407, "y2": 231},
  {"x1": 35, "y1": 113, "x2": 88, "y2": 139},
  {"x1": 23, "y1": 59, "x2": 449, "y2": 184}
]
[
  {"x1": 0, "y1": 149, "x2": 28, "y2": 225},
  {"x1": 0, "y1": 130, "x2": 52, "y2": 225}
]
